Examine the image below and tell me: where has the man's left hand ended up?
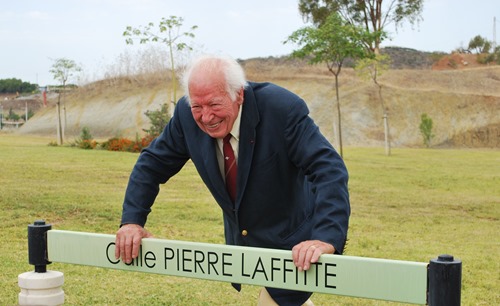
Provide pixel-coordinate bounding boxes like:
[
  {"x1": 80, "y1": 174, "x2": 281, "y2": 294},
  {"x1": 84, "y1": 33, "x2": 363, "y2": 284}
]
[{"x1": 292, "y1": 240, "x2": 335, "y2": 271}]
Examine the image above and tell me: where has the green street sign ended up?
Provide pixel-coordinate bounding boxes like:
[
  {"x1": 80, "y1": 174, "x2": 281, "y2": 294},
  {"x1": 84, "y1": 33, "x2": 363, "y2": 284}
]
[{"x1": 47, "y1": 230, "x2": 427, "y2": 304}]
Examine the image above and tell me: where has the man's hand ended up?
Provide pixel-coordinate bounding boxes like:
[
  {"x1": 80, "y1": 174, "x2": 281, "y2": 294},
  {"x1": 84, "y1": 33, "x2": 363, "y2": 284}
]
[
  {"x1": 115, "y1": 224, "x2": 153, "y2": 263},
  {"x1": 292, "y1": 240, "x2": 335, "y2": 271}
]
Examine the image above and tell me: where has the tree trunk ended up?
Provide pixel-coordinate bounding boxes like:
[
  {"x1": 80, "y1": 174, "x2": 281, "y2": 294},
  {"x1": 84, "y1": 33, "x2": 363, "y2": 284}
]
[
  {"x1": 62, "y1": 102, "x2": 66, "y2": 143},
  {"x1": 383, "y1": 112, "x2": 391, "y2": 156},
  {"x1": 334, "y1": 74, "x2": 343, "y2": 158},
  {"x1": 378, "y1": 83, "x2": 390, "y2": 156},
  {"x1": 56, "y1": 95, "x2": 63, "y2": 145},
  {"x1": 169, "y1": 42, "x2": 176, "y2": 118}
]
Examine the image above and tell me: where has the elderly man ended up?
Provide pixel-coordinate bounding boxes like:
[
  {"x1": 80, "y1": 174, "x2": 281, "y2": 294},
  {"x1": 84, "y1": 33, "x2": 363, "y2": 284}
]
[{"x1": 115, "y1": 55, "x2": 350, "y2": 305}]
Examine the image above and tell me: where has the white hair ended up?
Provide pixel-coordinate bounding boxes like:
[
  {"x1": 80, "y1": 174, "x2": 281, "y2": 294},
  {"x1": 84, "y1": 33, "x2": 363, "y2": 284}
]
[{"x1": 181, "y1": 54, "x2": 247, "y2": 103}]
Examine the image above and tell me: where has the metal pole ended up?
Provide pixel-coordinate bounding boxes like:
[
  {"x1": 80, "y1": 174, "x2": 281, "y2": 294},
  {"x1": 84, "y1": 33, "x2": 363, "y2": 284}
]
[{"x1": 428, "y1": 254, "x2": 461, "y2": 306}]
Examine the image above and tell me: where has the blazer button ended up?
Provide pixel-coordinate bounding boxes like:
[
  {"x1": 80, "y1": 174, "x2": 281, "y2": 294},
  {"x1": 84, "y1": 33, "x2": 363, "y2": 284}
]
[{"x1": 241, "y1": 230, "x2": 248, "y2": 236}]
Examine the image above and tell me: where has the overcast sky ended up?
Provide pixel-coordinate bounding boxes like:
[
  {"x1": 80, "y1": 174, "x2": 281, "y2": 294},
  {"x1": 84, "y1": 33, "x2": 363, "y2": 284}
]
[{"x1": 1, "y1": 0, "x2": 498, "y2": 86}]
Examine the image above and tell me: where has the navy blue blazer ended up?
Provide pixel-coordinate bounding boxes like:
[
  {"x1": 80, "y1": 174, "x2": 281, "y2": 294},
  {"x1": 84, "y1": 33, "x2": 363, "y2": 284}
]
[{"x1": 121, "y1": 81, "x2": 350, "y2": 255}]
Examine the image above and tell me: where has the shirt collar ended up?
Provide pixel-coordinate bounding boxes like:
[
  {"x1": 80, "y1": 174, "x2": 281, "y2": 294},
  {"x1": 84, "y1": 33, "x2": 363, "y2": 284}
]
[{"x1": 229, "y1": 103, "x2": 242, "y2": 141}]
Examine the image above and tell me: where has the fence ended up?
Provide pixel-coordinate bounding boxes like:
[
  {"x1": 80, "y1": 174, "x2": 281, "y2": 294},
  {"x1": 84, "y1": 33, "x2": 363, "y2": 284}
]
[{"x1": 18, "y1": 221, "x2": 462, "y2": 305}]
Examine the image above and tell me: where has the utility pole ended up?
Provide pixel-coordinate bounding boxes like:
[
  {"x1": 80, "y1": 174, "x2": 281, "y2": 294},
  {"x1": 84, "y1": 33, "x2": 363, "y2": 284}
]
[{"x1": 493, "y1": 17, "x2": 497, "y2": 51}]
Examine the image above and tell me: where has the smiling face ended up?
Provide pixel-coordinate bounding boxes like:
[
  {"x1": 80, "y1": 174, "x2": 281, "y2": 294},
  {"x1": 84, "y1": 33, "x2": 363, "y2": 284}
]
[{"x1": 189, "y1": 69, "x2": 243, "y2": 139}]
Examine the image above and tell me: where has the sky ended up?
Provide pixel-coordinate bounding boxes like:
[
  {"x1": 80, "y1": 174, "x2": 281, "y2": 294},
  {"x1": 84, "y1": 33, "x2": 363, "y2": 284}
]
[{"x1": 1, "y1": 0, "x2": 499, "y2": 86}]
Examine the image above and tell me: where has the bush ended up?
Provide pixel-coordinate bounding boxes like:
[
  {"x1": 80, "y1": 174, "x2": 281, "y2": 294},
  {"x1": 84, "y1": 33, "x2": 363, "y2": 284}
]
[
  {"x1": 419, "y1": 113, "x2": 435, "y2": 148},
  {"x1": 143, "y1": 103, "x2": 170, "y2": 137},
  {"x1": 100, "y1": 135, "x2": 154, "y2": 153},
  {"x1": 79, "y1": 139, "x2": 97, "y2": 150},
  {"x1": 75, "y1": 127, "x2": 97, "y2": 149},
  {"x1": 75, "y1": 102, "x2": 162, "y2": 153},
  {"x1": 477, "y1": 53, "x2": 496, "y2": 64},
  {"x1": 135, "y1": 134, "x2": 156, "y2": 151},
  {"x1": 80, "y1": 127, "x2": 93, "y2": 141},
  {"x1": 6, "y1": 108, "x2": 20, "y2": 121},
  {"x1": 101, "y1": 137, "x2": 133, "y2": 151}
]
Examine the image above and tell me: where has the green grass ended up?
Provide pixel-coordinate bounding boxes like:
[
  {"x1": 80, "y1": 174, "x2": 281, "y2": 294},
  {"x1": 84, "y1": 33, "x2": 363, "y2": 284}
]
[{"x1": 1, "y1": 134, "x2": 499, "y2": 305}]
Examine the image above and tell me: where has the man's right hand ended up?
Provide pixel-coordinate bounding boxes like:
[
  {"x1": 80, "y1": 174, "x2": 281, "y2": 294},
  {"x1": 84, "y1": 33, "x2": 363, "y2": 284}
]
[{"x1": 115, "y1": 224, "x2": 153, "y2": 263}]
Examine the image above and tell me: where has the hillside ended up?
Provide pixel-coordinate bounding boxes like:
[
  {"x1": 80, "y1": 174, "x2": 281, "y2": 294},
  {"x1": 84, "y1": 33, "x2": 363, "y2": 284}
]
[{"x1": 10, "y1": 56, "x2": 500, "y2": 149}]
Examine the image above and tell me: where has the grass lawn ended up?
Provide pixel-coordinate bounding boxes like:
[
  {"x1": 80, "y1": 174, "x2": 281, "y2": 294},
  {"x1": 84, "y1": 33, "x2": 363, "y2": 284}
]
[{"x1": 1, "y1": 134, "x2": 498, "y2": 305}]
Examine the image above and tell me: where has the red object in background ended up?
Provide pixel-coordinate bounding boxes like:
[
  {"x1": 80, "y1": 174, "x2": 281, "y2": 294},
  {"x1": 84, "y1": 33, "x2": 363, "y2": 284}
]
[{"x1": 43, "y1": 90, "x2": 47, "y2": 107}]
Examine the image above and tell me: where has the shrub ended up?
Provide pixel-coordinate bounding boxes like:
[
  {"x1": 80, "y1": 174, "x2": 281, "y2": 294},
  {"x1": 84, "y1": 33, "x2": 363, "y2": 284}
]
[
  {"x1": 77, "y1": 102, "x2": 161, "y2": 153},
  {"x1": 75, "y1": 127, "x2": 97, "y2": 149},
  {"x1": 102, "y1": 137, "x2": 134, "y2": 152},
  {"x1": 132, "y1": 133, "x2": 155, "y2": 152},
  {"x1": 143, "y1": 103, "x2": 170, "y2": 137},
  {"x1": 100, "y1": 135, "x2": 155, "y2": 153},
  {"x1": 79, "y1": 139, "x2": 97, "y2": 150},
  {"x1": 80, "y1": 127, "x2": 93, "y2": 141},
  {"x1": 477, "y1": 53, "x2": 495, "y2": 64},
  {"x1": 7, "y1": 108, "x2": 20, "y2": 121},
  {"x1": 419, "y1": 113, "x2": 435, "y2": 148}
]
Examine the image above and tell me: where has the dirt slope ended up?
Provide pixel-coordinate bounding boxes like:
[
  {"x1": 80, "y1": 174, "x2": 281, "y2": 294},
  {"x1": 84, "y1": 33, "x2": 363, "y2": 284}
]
[{"x1": 14, "y1": 61, "x2": 500, "y2": 148}]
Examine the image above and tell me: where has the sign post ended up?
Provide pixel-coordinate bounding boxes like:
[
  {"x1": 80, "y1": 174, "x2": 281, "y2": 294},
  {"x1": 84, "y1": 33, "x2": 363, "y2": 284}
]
[{"x1": 18, "y1": 221, "x2": 64, "y2": 306}]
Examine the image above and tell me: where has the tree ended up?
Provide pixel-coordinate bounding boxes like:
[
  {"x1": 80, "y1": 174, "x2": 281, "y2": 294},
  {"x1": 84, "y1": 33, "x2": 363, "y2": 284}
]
[
  {"x1": 7, "y1": 108, "x2": 20, "y2": 121},
  {"x1": 355, "y1": 54, "x2": 392, "y2": 155},
  {"x1": 285, "y1": 13, "x2": 372, "y2": 157},
  {"x1": 75, "y1": 127, "x2": 95, "y2": 150},
  {"x1": 495, "y1": 46, "x2": 500, "y2": 64},
  {"x1": 298, "y1": 0, "x2": 424, "y2": 53},
  {"x1": 49, "y1": 57, "x2": 82, "y2": 145},
  {"x1": 0, "y1": 78, "x2": 38, "y2": 93},
  {"x1": 123, "y1": 16, "x2": 197, "y2": 111},
  {"x1": 298, "y1": 1, "x2": 419, "y2": 156},
  {"x1": 50, "y1": 58, "x2": 82, "y2": 89},
  {"x1": 143, "y1": 103, "x2": 171, "y2": 137},
  {"x1": 468, "y1": 35, "x2": 491, "y2": 54},
  {"x1": 419, "y1": 113, "x2": 434, "y2": 147}
]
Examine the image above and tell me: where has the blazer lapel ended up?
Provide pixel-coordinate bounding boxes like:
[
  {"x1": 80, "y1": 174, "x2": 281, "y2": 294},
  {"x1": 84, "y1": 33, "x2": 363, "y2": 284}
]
[{"x1": 236, "y1": 86, "x2": 260, "y2": 209}]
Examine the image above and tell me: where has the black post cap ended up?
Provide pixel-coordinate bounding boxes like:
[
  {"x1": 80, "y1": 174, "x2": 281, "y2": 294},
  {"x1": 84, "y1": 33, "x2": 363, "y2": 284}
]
[
  {"x1": 428, "y1": 254, "x2": 462, "y2": 306},
  {"x1": 28, "y1": 220, "x2": 52, "y2": 273}
]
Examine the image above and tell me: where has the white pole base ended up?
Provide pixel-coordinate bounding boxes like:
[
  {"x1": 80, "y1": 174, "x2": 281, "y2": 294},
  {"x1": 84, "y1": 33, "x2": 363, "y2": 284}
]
[{"x1": 18, "y1": 270, "x2": 64, "y2": 306}]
